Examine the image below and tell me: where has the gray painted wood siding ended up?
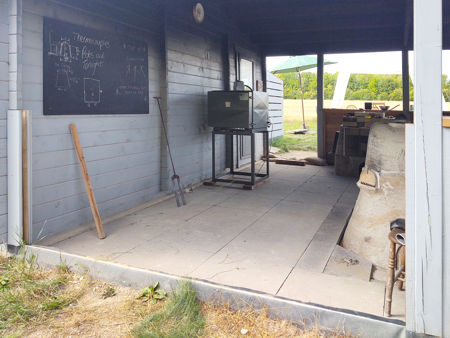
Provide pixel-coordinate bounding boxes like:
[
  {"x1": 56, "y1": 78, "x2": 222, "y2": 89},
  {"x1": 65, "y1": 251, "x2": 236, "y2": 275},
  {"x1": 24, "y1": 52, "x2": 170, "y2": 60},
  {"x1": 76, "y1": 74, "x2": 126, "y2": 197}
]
[
  {"x1": 165, "y1": 24, "x2": 226, "y2": 185},
  {"x1": 22, "y1": 0, "x2": 162, "y2": 241},
  {"x1": 267, "y1": 72, "x2": 284, "y2": 139},
  {"x1": 0, "y1": 0, "x2": 7, "y2": 242},
  {"x1": 164, "y1": 17, "x2": 265, "y2": 181}
]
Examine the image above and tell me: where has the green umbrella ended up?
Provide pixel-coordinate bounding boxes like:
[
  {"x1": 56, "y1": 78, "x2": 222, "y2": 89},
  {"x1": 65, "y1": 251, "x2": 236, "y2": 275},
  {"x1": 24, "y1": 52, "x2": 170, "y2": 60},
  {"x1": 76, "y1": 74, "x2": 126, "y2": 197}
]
[{"x1": 273, "y1": 56, "x2": 336, "y2": 129}]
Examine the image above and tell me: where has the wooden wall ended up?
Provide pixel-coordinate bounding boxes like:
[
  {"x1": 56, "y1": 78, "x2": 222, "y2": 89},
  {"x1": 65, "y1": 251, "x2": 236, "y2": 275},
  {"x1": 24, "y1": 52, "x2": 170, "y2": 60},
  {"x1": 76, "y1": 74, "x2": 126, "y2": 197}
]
[
  {"x1": 267, "y1": 72, "x2": 283, "y2": 139},
  {"x1": 323, "y1": 108, "x2": 410, "y2": 156},
  {"x1": 22, "y1": 0, "x2": 162, "y2": 241},
  {"x1": 165, "y1": 23, "x2": 225, "y2": 185},
  {"x1": 0, "y1": 0, "x2": 265, "y2": 242},
  {"x1": 0, "y1": 0, "x2": 8, "y2": 242},
  {"x1": 164, "y1": 3, "x2": 264, "y2": 183}
]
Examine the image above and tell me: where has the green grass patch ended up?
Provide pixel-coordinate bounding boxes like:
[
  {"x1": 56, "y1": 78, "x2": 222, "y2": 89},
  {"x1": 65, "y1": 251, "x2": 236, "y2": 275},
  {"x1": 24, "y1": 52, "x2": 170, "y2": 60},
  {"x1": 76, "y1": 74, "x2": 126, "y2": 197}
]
[
  {"x1": 283, "y1": 119, "x2": 317, "y2": 132},
  {"x1": 0, "y1": 251, "x2": 87, "y2": 335},
  {"x1": 271, "y1": 119, "x2": 317, "y2": 152},
  {"x1": 133, "y1": 282, "x2": 205, "y2": 338}
]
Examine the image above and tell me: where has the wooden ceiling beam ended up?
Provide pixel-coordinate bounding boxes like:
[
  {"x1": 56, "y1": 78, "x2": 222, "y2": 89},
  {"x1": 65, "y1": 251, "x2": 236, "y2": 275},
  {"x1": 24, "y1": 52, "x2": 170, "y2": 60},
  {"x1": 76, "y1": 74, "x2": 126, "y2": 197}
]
[
  {"x1": 403, "y1": 0, "x2": 413, "y2": 48},
  {"x1": 246, "y1": 15, "x2": 402, "y2": 36},
  {"x1": 262, "y1": 38, "x2": 405, "y2": 56},
  {"x1": 226, "y1": 0, "x2": 404, "y2": 22},
  {"x1": 238, "y1": 10, "x2": 404, "y2": 33},
  {"x1": 255, "y1": 31, "x2": 403, "y2": 50}
]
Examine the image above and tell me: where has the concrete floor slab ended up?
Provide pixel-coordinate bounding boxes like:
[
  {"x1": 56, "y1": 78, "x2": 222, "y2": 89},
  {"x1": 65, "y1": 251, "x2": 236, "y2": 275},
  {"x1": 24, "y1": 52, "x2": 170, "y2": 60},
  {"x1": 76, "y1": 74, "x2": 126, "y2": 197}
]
[
  {"x1": 298, "y1": 179, "x2": 349, "y2": 196},
  {"x1": 183, "y1": 186, "x2": 238, "y2": 205},
  {"x1": 296, "y1": 197, "x2": 356, "y2": 272},
  {"x1": 277, "y1": 267, "x2": 405, "y2": 320},
  {"x1": 234, "y1": 177, "x2": 304, "y2": 198},
  {"x1": 217, "y1": 193, "x2": 281, "y2": 213},
  {"x1": 52, "y1": 223, "x2": 147, "y2": 261},
  {"x1": 131, "y1": 199, "x2": 213, "y2": 225},
  {"x1": 324, "y1": 245, "x2": 373, "y2": 281},
  {"x1": 24, "y1": 245, "x2": 406, "y2": 338},
  {"x1": 263, "y1": 199, "x2": 333, "y2": 224},
  {"x1": 47, "y1": 163, "x2": 405, "y2": 322},
  {"x1": 270, "y1": 168, "x2": 319, "y2": 182},
  {"x1": 113, "y1": 239, "x2": 213, "y2": 276},
  {"x1": 285, "y1": 188, "x2": 342, "y2": 205},
  {"x1": 190, "y1": 212, "x2": 326, "y2": 293}
]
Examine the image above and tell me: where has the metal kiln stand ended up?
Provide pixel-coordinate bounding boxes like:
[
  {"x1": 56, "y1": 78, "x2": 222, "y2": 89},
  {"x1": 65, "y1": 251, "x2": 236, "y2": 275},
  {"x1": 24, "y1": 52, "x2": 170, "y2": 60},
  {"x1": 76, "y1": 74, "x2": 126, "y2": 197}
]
[
  {"x1": 204, "y1": 127, "x2": 270, "y2": 190},
  {"x1": 204, "y1": 88, "x2": 271, "y2": 190}
]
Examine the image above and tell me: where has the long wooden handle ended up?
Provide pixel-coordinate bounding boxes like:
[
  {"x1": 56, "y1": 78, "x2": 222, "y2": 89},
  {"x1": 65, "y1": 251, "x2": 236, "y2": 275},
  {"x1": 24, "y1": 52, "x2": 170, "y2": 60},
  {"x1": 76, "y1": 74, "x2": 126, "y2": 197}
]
[{"x1": 69, "y1": 124, "x2": 105, "y2": 239}]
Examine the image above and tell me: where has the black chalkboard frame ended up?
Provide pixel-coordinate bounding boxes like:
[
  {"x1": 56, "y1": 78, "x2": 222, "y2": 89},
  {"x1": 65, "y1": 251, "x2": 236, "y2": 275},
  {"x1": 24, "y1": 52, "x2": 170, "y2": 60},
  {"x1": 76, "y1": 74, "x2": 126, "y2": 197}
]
[{"x1": 43, "y1": 17, "x2": 150, "y2": 115}]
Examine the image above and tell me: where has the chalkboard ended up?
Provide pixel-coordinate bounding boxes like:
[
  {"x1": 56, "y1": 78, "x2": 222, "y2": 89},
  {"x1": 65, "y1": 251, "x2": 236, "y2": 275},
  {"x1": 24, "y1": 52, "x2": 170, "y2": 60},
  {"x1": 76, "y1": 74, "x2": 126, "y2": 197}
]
[{"x1": 43, "y1": 17, "x2": 149, "y2": 115}]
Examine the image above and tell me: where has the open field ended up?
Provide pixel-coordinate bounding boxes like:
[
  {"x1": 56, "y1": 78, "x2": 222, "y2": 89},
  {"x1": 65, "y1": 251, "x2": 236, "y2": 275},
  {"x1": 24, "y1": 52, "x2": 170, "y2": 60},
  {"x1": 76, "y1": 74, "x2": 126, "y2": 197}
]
[
  {"x1": 1, "y1": 251, "x2": 353, "y2": 337},
  {"x1": 283, "y1": 99, "x2": 412, "y2": 122},
  {"x1": 272, "y1": 119, "x2": 318, "y2": 153},
  {"x1": 278, "y1": 99, "x2": 418, "y2": 153}
]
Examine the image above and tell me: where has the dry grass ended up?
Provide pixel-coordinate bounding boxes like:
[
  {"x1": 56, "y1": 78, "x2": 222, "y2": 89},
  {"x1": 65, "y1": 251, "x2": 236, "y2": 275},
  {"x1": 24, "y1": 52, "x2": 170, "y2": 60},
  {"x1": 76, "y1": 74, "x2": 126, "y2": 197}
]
[
  {"x1": 203, "y1": 302, "x2": 354, "y2": 338},
  {"x1": 23, "y1": 282, "x2": 163, "y2": 338},
  {"x1": 0, "y1": 253, "x2": 89, "y2": 336},
  {"x1": 0, "y1": 252, "x2": 163, "y2": 337},
  {"x1": 203, "y1": 303, "x2": 301, "y2": 337},
  {"x1": 1, "y1": 252, "x2": 356, "y2": 338}
]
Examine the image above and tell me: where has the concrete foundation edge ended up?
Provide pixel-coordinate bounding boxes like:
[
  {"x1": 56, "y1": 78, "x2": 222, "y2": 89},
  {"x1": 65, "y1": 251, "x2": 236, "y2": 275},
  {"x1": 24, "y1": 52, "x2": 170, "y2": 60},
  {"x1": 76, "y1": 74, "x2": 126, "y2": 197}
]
[{"x1": 23, "y1": 245, "x2": 405, "y2": 338}]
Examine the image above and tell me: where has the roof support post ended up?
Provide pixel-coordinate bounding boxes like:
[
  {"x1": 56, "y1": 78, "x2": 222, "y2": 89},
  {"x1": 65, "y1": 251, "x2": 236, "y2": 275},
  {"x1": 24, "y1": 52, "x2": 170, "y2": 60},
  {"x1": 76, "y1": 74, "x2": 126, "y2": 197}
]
[
  {"x1": 408, "y1": 0, "x2": 443, "y2": 335},
  {"x1": 261, "y1": 52, "x2": 267, "y2": 92},
  {"x1": 7, "y1": 0, "x2": 23, "y2": 248},
  {"x1": 316, "y1": 53, "x2": 324, "y2": 158},
  {"x1": 402, "y1": 50, "x2": 410, "y2": 121}
]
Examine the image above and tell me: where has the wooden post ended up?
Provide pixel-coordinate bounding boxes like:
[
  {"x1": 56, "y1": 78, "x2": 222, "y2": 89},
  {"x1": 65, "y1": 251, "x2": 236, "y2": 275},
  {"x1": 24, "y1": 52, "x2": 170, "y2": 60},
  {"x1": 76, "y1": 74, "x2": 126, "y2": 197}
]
[
  {"x1": 411, "y1": 0, "x2": 443, "y2": 335},
  {"x1": 317, "y1": 53, "x2": 324, "y2": 158},
  {"x1": 261, "y1": 52, "x2": 267, "y2": 92},
  {"x1": 402, "y1": 50, "x2": 410, "y2": 121},
  {"x1": 385, "y1": 240, "x2": 396, "y2": 317},
  {"x1": 69, "y1": 124, "x2": 105, "y2": 239},
  {"x1": 298, "y1": 71, "x2": 306, "y2": 130}
]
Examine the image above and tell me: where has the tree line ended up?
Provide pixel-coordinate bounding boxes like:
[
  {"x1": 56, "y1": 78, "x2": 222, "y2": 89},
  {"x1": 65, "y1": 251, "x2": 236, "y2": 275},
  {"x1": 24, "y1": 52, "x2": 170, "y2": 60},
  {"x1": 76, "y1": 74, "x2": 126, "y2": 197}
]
[{"x1": 275, "y1": 72, "x2": 450, "y2": 102}]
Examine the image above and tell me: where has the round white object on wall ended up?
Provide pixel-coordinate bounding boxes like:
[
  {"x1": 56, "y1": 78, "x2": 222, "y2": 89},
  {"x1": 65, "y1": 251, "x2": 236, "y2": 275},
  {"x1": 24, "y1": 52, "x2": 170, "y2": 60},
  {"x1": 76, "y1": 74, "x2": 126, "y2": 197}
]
[{"x1": 193, "y1": 3, "x2": 205, "y2": 23}]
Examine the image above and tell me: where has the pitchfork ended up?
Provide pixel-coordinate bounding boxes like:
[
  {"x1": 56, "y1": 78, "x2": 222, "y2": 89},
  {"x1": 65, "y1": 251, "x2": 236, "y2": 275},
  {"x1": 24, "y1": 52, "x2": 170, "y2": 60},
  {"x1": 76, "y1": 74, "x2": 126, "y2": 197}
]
[{"x1": 154, "y1": 97, "x2": 186, "y2": 207}]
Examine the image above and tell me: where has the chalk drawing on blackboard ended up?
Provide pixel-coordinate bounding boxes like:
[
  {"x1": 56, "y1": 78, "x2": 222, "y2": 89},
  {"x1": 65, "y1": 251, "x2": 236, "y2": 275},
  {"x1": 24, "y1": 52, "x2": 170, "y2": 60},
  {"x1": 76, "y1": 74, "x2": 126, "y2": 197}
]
[
  {"x1": 125, "y1": 64, "x2": 147, "y2": 85},
  {"x1": 71, "y1": 46, "x2": 80, "y2": 61},
  {"x1": 56, "y1": 69, "x2": 70, "y2": 91},
  {"x1": 48, "y1": 30, "x2": 81, "y2": 63},
  {"x1": 48, "y1": 31, "x2": 58, "y2": 56},
  {"x1": 60, "y1": 39, "x2": 72, "y2": 62},
  {"x1": 84, "y1": 78, "x2": 101, "y2": 105},
  {"x1": 44, "y1": 17, "x2": 149, "y2": 115}
]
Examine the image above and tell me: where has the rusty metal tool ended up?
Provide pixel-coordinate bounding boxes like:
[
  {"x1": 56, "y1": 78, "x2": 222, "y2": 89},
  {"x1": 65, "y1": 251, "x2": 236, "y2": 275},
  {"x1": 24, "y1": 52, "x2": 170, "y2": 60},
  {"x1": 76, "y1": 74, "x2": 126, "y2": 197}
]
[{"x1": 154, "y1": 97, "x2": 186, "y2": 207}]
